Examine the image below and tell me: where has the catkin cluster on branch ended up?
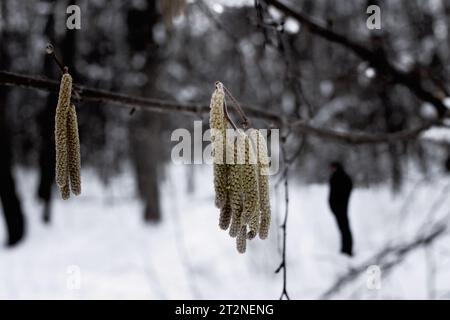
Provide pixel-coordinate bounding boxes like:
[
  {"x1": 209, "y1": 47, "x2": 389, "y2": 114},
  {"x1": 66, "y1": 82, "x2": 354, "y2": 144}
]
[
  {"x1": 55, "y1": 73, "x2": 81, "y2": 199},
  {"x1": 210, "y1": 82, "x2": 271, "y2": 254}
]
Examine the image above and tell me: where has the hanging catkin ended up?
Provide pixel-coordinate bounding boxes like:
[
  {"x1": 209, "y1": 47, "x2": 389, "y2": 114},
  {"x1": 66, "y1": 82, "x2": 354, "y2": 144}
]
[
  {"x1": 54, "y1": 73, "x2": 81, "y2": 199},
  {"x1": 60, "y1": 170, "x2": 71, "y2": 200},
  {"x1": 209, "y1": 83, "x2": 228, "y2": 209},
  {"x1": 55, "y1": 73, "x2": 72, "y2": 188},
  {"x1": 236, "y1": 225, "x2": 247, "y2": 254},
  {"x1": 242, "y1": 130, "x2": 260, "y2": 240},
  {"x1": 67, "y1": 104, "x2": 81, "y2": 195},
  {"x1": 256, "y1": 131, "x2": 271, "y2": 240},
  {"x1": 228, "y1": 134, "x2": 245, "y2": 238},
  {"x1": 210, "y1": 82, "x2": 271, "y2": 253},
  {"x1": 218, "y1": 201, "x2": 232, "y2": 230}
]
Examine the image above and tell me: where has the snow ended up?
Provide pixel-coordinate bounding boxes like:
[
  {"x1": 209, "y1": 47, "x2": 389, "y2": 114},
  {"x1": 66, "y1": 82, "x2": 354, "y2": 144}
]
[
  {"x1": 422, "y1": 126, "x2": 450, "y2": 143},
  {"x1": 1, "y1": 165, "x2": 450, "y2": 299}
]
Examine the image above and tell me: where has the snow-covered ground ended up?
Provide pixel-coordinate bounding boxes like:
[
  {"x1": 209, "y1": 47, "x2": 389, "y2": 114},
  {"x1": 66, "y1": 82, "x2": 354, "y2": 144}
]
[{"x1": 1, "y1": 165, "x2": 450, "y2": 299}]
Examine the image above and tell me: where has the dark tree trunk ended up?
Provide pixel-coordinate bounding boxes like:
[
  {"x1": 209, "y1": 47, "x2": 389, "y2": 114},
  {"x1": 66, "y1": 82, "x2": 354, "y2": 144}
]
[
  {"x1": 38, "y1": 0, "x2": 57, "y2": 223},
  {"x1": 61, "y1": 0, "x2": 78, "y2": 77},
  {"x1": 130, "y1": 120, "x2": 162, "y2": 221},
  {"x1": 0, "y1": 97, "x2": 26, "y2": 246},
  {"x1": 373, "y1": 35, "x2": 405, "y2": 192},
  {"x1": 380, "y1": 90, "x2": 404, "y2": 193},
  {"x1": 0, "y1": 0, "x2": 25, "y2": 244},
  {"x1": 38, "y1": 0, "x2": 78, "y2": 223},
  {"x1": 127, "y1": 0, "x2": 163, "y2": 222},
  {"x1": 445, "y1": 148, "x2": 450, "y2": 173},
  {"x1": 37, "y1": 95, "x2": 56, "y2": 224}
]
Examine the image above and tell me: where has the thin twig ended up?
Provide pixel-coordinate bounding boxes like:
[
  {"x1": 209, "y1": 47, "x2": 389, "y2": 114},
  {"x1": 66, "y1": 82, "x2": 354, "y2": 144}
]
[
  {"x1": 46, "y1": 43, "x2": 67, "y2": 74},
  {"x1": 223, "y1": 98, "x2": 238, "y2": 130},
  {"x1": 223, "y1": 84, "x2": 250, "y2": 128},
  {"x1": 274, "y1": 134, "x2": 306, "y2": 299},
  {"x1": 288, "y1": 119, "x2": 437, "y2": 145},
  {"x1": 215, "y1": 81, "x2": 238, "y2": 130},
  {"x1": 321, "y1": 223, "x2": 447, "y2": 299},
  {"x1": 280, "y1": 165, "x2": 290, "y2": 300},
  {"x1": 275, "y1": 136, "x2": 291, "y2": 300}
]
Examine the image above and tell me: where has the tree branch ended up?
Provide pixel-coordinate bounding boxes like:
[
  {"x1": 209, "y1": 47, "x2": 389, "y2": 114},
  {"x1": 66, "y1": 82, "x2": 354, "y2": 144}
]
[
  {"x1": 321, "y1": 223, "x2": 446, "y2": 299},
  {"x1": 274, "y1": 137, "x2": 293, "y2": 300},
  {"x1": 0, "y1": 70, "x2": 279, "y2": 121},
  {"x1": 0, "y1": 70, "x2": 439, "y2": 145},
  {"x1": 264, "y1": 0, "x2": 449, "y2": 118},
  {"x1": 288, "y1": 119, "x2": 435, "y2": 144}
]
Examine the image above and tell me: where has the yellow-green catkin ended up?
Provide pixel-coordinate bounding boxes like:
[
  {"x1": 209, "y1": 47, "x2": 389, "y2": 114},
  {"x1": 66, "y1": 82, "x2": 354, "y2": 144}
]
[
  {"x1": 60, "y1": 171, "x2": 70, "y2": 200},
  {"x1": 236, "y1": 225, "x2": 247, "y2": 254},
  {"x1": 67, "y1": 104, "x2": 81, "y2": 195},
  {"x1": 209, "y1": 83, "x2": 272, "y2": 252},
  {"x1": 213, "y1": 165, "x2": 228, "y2": 208},
  {"x1": 241, "y1": 130, "x2": 260, "y2": 239},
  {"x1": 210, "y1": 83, "x2": 228, "y2": 209},
  {"x1": 227, "y1": 163, "x2": 243, "y2": 237},
  {"x1": 219, "y1": 201, "x2": 232, "y2": 230},
  {"x1": 55, "y1": 73, "x2": 82, "y2": 200},
  {"x1": 256, "y1": 131, "x2": 271, "y2": 240},
  {"x1": 228, "y1": 132, "x2": 245, "y2": 238},
  {"x1": 55, "y1": 73, "x2": 72, "y2": 189}
]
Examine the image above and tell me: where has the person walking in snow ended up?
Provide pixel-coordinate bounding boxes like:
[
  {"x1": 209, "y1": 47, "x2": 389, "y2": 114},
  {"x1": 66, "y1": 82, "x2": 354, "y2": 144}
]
[{"x1": 328, "y1": 162, "x2": 353, "y2": 257}]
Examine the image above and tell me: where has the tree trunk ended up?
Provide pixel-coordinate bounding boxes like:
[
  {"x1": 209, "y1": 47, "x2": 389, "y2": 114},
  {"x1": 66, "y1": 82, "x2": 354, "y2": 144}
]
[
  {"x1": 37, "y1": 0, "x2": 57, "y2": 223},
  {"x1": 0, "y1": 97, "x2": 26, "y2": 246},
  {"x1": 127, "y1": 0, "x2": 163, "y2": 222},
  {"x1": 0, "y1": 0, "x2": 25, "y2": 246},
  {"x1": 129, "y1": 119, "x2": 162, "y2": 221}
]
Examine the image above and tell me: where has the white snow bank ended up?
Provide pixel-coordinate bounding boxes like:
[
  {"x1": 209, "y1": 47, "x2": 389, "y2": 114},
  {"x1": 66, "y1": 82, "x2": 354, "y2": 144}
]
[{"x1": 0, "y1": 165, "x2": 449, "y2": 299}]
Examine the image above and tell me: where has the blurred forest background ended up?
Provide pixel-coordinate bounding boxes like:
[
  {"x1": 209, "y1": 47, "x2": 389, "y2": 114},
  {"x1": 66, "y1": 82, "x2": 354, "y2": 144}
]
[{"x1": 1, "y1": 0, "x2": 450, "y2": 299}]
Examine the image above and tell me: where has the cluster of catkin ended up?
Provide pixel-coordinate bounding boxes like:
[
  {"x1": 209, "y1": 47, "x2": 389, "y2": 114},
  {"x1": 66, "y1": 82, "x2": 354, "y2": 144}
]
[
  {"x1": 55, "y1": 73, "x2": 81, "y2": 200},
  {"x1": 210, "y1": 82, "x2": 271, "y2": 253}
]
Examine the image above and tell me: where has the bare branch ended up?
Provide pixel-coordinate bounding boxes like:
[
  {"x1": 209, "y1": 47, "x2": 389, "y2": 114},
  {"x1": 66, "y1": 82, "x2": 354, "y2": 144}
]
[
  {"x1": 45, "y1": 43, "x2": 67, "y2": 75},
  {"x1": 0, "y1": 70, "x2": 279, "y2": 120},
  {"x1": 264, "y1": 0, "x2": 449, "y2": 118},
  {"x1": 276, "y1": 139, "x2": 291, "y2": 300},
  {"x1": 288, "y1": 119, "x2": 435, "y2": 145},
  {"x1": 0, "y1": 70, "x2": 439, "y2": 145},
  {"x1": 321, "y1": 223, "x2": 446, "y2": 299}
]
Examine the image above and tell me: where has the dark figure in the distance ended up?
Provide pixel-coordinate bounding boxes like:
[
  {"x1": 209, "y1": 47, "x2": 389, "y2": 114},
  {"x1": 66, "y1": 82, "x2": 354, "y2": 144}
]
[{"x1": 328, "y1": 162, "x2": 353, "y2": 257}]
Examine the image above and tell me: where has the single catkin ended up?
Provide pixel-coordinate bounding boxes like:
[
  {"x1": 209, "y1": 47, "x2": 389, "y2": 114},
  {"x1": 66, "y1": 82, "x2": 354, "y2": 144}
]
[
  {"x1": 213, "y1": 165, "x2": 228, "y2": 208},
  {"x1": 60, "y1": 169, "x2": 71, "y2": 200},
  {"x1": 228, "y1": 133, "x2": 246, "y2": 238},
  {"x1": 236, "y1": 225, "x2": 247, "y2": 254},
  {"x1": 55, "y1": 73, "x2": 72, "y2": 188},
  {"x1": 228, "y1": 163, "x2": 243, "y2": 238},
  {"x1": 256, "y1": 131, "x2": 271, "y2": 240},
  {"x1": 210, "y1": 83, "x2": 228, "y2": 209},
  {"x1": 240, "y1": 130, "x2": 260, "y2": 239},
  {"x1": 219, "y1": 201, "x2": 232, "y2": 230},
  {"x1": 67, "y1": 104, "x2": 81, "y2": 195},
  {"x1": 248, "y1": 209, "x2": 260, "y2": 240}
]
